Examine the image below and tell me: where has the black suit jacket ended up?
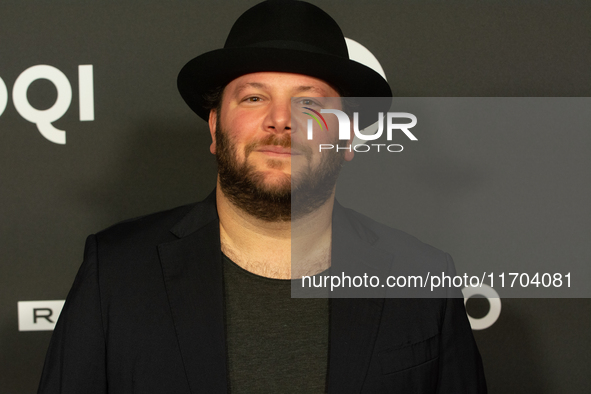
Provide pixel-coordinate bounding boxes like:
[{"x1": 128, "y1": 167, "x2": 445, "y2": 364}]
[{"x1": 38, "y1": 191, "x2": 486, "y2": 393}]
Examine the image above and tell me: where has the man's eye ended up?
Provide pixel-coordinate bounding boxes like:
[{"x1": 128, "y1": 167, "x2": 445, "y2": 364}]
[
  {"x1": 245, "y1": 97, "x2": 262, "y2": 102},
  {"x1": 299, "y1": 99, "x2": 320, "y2": 106}
]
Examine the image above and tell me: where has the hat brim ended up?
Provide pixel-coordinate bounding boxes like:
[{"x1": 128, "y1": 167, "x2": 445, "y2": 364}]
[{"x1": 177, "y1": 46, "x2": 393, "y2": 124}]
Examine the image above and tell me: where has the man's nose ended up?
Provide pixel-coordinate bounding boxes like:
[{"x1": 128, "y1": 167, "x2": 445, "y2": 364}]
[{"x1": 264, "y1": 100, "x2": 291, "y2": 133}]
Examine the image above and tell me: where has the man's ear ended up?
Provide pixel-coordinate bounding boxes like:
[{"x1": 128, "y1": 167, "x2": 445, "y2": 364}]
[{"x1": 208, "y1": 109, "x2": 217, "y2": 154}]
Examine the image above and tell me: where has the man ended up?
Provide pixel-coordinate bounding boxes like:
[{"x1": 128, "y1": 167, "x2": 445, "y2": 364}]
[{"x1": 38, "y1": 1, "x2": 486, "y2": 393}]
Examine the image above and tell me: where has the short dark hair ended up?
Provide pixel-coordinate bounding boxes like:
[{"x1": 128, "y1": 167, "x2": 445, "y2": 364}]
[{"x1": 202, "y1": 85, "x2": 225, "y2": 117}]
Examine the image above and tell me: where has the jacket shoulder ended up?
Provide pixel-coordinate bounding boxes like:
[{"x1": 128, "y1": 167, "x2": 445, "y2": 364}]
[
  {"x1": 339, "y1": 204, "x2": 450, "y2": 263},
  {"x1": 333, "y1": 203, "x2": 456, "y2": 298},
  {"x1": 94, "y1": 203, "x2": 197, "y2": 247}
]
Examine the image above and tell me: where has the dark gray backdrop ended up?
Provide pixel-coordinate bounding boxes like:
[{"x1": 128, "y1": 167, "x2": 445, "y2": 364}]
[{"x1": 1, "y1": 1, "x2": 589, "y2": 393}]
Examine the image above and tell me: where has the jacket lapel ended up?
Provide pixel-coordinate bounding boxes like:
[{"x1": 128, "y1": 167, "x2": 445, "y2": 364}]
[
  {"x1": 328, "y1": 202, "x2": 389, "y2": 393},
  {"x1": 157, "y1": 194, "x2": 390, "y2": 394},
  {"x1": 329, "y1": 298, "x2": 384, "y2": 393},
  {"x1": 157, "y1": 192, "x2": 228, "y2": 394}
]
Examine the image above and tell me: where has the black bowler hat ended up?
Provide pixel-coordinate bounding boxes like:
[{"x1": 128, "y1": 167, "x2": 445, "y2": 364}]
[{"x1": 178, "y1": 0, "x2": 392, "y2": 122}]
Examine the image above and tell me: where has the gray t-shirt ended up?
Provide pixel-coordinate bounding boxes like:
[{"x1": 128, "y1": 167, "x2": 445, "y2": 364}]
[{"x1": 223, "y1": 254, "x2": 329, "y2": 394}]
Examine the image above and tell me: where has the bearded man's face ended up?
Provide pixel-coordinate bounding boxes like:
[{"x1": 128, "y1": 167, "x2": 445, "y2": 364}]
[{"x1": 210, "y1": 72, "x2": 352, "y2": 221}]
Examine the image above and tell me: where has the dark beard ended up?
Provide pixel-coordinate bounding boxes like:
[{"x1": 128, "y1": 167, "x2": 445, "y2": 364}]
[
  {"x1": 290, "y1": 139, "x2": 345, "y2": 220},
  {"x1": 215, "y1": 120, "x2": 345, "y2": 222}
]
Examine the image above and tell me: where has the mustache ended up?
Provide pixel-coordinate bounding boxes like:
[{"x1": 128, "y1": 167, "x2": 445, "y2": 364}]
[
  {"x1": 245, "y1": 134, "x2": 290, "y2": 155},
  {"x1": 244, "y1": 134, "x2": 313, "y2": 159}
]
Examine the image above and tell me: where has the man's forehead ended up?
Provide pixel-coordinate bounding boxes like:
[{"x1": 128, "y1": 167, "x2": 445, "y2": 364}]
[{"x1": 225, "y1": 72, "x2": 340, "y2": 96}]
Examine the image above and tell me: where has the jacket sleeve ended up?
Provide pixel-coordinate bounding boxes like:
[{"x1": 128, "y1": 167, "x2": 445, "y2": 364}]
[
  {"x1": 436, "y1": 253, "x2": 487, "y2": 393},
  {"x1": 37, "y1": 234, "x2": 107, "y2": 394}
]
